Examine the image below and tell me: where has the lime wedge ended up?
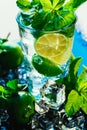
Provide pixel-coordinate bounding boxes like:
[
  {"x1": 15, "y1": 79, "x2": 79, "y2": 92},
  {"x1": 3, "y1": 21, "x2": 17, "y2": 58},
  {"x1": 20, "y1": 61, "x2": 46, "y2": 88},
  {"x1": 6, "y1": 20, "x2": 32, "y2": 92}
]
[{"x1": 32, "y1": 54, "x2": 63, "y2": 77}]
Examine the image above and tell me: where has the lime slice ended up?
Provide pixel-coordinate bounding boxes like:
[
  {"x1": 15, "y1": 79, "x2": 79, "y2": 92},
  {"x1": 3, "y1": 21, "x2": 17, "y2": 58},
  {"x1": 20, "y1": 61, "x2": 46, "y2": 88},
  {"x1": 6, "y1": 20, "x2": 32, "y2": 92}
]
[
  {"x1": 32, "y1": 54, "x2": 63, "y2": 77},
  {"x1": 35, "y1": 33, "x2": 72, "y2": 65}
]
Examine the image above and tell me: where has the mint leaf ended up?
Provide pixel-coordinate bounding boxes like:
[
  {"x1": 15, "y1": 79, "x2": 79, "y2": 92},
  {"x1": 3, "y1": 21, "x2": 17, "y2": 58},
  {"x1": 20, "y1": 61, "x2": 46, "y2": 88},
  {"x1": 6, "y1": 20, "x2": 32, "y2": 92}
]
[
  {"x1": 56, "y1": 57, "x2": 82, "y2": 97},
  {"x1": 57, "y1": 7, "x2": 76, "y2": 37},
  {"x1": 71, "y1": 0, "x2": 87, "y2": 8},
  {"x1": 69, "y1": 57, "x2": 82, "y2": 76},
  {"x1": 81, "y1": 96, "x2": 87, "y2": 114},
  {"x1": 0, "y1": 85, "x2": 12, "y2": 98},
  {"x1": 52, "y1": 0, "x2": 65, "y2": 10},
  {"x1": 6, "y1": 79, "x2": 18, "y2": 92},
  {"x1": 63, "y1": 56, "x2": 87, "y2": 117},
  {"x1": 65, "y1": 65, "x2": 87, "y2": 116},
  {"x1": 40, "y1": 0, "x2": 65, "y2": 11},
  {"x1": 79, "y1": 80, "x2": 87, "y2": 114},
  {"x1": 16, "y1": 0, "x2": 31, "y2": 11},
  {"x1": 65, "y1": 57, "x2": 82, "y2": 92},
  {"x1": 77, "y1": 66, "x2": 87, "y2": 91},
  {"x1": 0, "y1": 86, "x2": 12, "y2": 109},
  {"x1": 40, "y1": 0, "x2": 52, "y2": 11},
  {"x1": 6, "y1": 79, "x2": 26, "y2": 93},
  {"x1": 77, "y1": 66, "x2": 87, "y2": 114},
  {"x1": 64, "y1": 0, "x2": 87, "y2": 10},
  {"x1": 0, "y1": 86, "x2": 6, "y2": 97},
  {"x1": 44, "y1": 7, "x2": 76, "y2": 31},
  {"x1": 65, "y1": 90, "x2": 82, "y2": 116},
  {"x1": 80, "y1": 83, "x2": 87, "y2": 102},
  {"x1": 31, "y1": 9, "x2": 48, "y2": 29}
]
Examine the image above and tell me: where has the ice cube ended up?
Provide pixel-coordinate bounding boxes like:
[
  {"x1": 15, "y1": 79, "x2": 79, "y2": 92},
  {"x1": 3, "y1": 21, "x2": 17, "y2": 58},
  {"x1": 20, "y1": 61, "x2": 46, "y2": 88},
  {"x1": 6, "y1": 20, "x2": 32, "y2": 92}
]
[
  {"x1": 39, "y1": 115, "x2": 54, "y2": 129},
  {"x1": 40, "y1": 81, "x2": 66, "y2": 110},
  {"x1": 62, "y1": 111, "x2": 85, "y2": 129},
  {"x1": 32, "y1": 113, "x2": 40, "y2": 129},
  {"x1": 35, "y1": 100, "x2": 50, "y2": 114}
]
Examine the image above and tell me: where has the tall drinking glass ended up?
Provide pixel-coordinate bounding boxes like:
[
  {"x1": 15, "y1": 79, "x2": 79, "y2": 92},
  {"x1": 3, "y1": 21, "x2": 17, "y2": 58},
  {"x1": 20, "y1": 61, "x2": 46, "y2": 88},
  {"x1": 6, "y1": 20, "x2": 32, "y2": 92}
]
[{"x1": 16, "y1": 12, "x2": 76, "y2": 100}]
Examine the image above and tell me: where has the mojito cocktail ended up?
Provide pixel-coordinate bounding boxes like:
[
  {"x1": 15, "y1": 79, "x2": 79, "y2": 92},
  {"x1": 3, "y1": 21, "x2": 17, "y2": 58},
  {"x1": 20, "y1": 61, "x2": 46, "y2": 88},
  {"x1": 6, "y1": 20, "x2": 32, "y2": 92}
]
[{"x1": 16, "y1": 0, "x2": 76, "y2": 99}]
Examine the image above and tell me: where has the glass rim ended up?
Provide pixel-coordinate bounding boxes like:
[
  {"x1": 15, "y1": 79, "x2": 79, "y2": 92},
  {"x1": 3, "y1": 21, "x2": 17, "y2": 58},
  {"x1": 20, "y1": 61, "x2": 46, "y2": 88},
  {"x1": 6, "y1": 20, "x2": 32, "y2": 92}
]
[{"x1": 16, "y1": 12, "x2": 76, "y2": 33}]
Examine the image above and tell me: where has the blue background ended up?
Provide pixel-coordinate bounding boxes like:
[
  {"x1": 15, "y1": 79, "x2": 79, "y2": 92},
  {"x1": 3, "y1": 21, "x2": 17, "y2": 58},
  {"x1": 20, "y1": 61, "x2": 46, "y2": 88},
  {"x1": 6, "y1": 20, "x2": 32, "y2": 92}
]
[{"x1": 72, "y1": 30, "x2": 87, "y2": 74}]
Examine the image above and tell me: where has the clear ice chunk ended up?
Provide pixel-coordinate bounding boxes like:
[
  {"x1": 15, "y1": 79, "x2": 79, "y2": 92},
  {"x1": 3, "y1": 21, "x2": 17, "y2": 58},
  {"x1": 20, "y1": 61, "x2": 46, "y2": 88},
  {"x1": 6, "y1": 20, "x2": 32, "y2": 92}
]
[
  {"x1": 32, "y1": 107, "x2": 85, "y2": 130},
  {"x1": 61, "y1": 110, "x2": 85, "y2": 130},
  {"x1": 35, "y1": 100, "x2": 50, "y2": 114},
  {"x1": 40, "y1": 81, "x2": 65, "y2": 110}
]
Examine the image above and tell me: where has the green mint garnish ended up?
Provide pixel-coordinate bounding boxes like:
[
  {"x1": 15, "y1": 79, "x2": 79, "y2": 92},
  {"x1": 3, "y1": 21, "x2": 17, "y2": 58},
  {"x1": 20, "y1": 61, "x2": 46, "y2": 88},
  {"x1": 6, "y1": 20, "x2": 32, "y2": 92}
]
[
  {"x1": 16, "y1": 0, "x2": 87, "y2": 12},
  {"x1": 16, "y1": 0, "x2": 86, "y2": 31},
  {"x1": 16, "y1": 0, "x2": 31, "y2": 11},
  {"x1": 65, "y1": 90, "x2": 82, "y2": 116},
  {"x1": 16, "y1": 0, "x2": 76, "y2": 31},
  {"x1": 0, "y1": 79, "x2": 26, "y2": 99},
  {"x1": 31, "y1": 9, "x2": 48, "y2": 29},
  {"x1": 56, "y1": 56, "x2": 87, "y2": 116},
  {"x1": 40, "y1": 0, "x2": 52, "y2": 11},
  {"x1": 40, "y1": 0, "x2": 65, "y2": 11},
  {"x1": 65, "y1": 59, "x2": 87, "y2": 116},
  {"x1": 64, "y1": 0, "x2": 87, "y2": 10}
]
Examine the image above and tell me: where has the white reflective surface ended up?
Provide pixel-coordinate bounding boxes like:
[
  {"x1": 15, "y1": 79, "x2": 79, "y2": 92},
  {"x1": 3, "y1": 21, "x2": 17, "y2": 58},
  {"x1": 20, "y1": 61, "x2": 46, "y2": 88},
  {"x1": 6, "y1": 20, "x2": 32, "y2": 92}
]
[{"x1": 0, "y1": 0, "x2": 20, "y2": 40}]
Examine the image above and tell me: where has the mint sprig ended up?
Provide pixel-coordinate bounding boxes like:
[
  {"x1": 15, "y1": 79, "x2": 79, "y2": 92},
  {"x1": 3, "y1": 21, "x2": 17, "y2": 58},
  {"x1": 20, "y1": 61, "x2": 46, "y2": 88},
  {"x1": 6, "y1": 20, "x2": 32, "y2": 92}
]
[
  {"x1": 0, "y1": 79, "x2": 25, "y2": 98},
  {"x1": 16, "y1": 0, "x2": 86, "y2": 30},
  {"x1": 65, "y1": 90, "x2": 82, "y2": 116},
  {"x1": 16, "y1": 0, "x2": 87, "y2": 12},
  {"x1": 65, "y1": 59, "x2": 87, "y2": 116},
  {"x1": 40, "y1": 0, "x2": 52, "y2": 11},
  {"x1": 56, "y1": 56, "x2": 82, "y2": 94},
  {"x1": 56, "y1": 56, "x2": 87, "y2": 116},
  {"x1": 40, "y1": 0, "x2": 65, "y2": 11},
  {"x1": 0, "y1": 79, "x2": 27, "y2": 109},
  {"x1": 16, "y1": 0, "x2": 31, "y2": 11},
  {"x1": 64, "y1": 0, "x2": 87, "y2": 11}
]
